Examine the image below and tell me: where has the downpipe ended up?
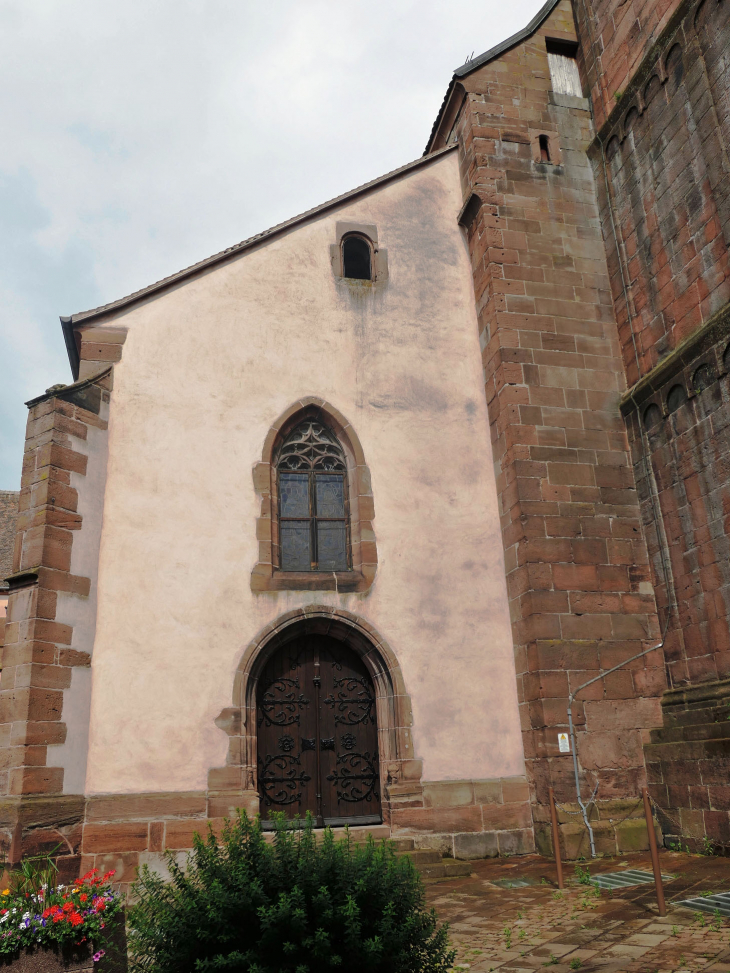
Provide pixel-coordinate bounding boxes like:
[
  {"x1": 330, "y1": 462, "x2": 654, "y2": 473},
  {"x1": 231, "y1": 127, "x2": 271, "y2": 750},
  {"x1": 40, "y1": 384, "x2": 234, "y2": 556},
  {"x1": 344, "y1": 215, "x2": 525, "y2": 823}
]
[
  {"x1": 564, "y1": 384, "x2": 674, "y2": 857},
  {"x1": 565, "y1": 620, "x2": 670, "y2": 858}
]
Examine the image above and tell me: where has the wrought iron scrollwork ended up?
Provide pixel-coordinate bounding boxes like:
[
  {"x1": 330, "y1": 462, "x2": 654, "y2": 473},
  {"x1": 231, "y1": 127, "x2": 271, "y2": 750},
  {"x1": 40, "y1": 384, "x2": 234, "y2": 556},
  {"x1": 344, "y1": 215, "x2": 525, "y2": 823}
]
[
  {"x1": 258, "y1": 754, "x2": 312, "y2": 807},
  {"x1": 276, "y1": 419, "x2": 346, "y2": 472},
  {"x1": 259, "y1": 677, "x2": 310, "y2": 727},
  {"x1": 323, "y1": 676, "x2": 374, "y2": 725},
  {"x1": 326, "y1": 752, "x2": 379, "y2": 804},
  {"x1": 341, "y1": 732, "x2": 357, "y2": 750}
]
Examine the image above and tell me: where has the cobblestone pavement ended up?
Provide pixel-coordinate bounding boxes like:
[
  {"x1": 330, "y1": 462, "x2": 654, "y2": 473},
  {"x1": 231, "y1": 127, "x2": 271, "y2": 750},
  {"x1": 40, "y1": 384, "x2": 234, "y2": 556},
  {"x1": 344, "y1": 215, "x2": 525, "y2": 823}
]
[{"x1": 426, "y1": 850, "x2": 730, "y2": 973}]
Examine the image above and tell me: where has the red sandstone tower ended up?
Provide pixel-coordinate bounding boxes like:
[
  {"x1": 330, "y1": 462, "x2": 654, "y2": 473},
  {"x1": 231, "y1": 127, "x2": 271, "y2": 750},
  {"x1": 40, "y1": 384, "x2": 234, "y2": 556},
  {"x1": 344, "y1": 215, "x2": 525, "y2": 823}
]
[{"x1": 428, "y1": 0, "x2": 730, "y2": 852}]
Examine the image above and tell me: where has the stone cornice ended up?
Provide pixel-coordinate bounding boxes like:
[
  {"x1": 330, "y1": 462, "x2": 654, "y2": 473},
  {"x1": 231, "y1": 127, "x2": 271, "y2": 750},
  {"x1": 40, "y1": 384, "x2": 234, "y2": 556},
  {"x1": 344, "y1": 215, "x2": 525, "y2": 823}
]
[
  {"x1": 620, "y1": 300, "x2": 730, "y2": 414},
  {"x1": 587, "y1": 0, "x2": 696, "y2": 155}
]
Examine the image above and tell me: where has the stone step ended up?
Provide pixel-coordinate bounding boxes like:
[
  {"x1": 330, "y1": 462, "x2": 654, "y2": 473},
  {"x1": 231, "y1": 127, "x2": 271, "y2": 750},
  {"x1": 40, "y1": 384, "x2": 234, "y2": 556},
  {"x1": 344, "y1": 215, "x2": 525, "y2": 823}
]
[
  {"x1": 649, "y1": 721, "x2": 730, "y2": 745},
  {"x1": 389, "y1": 837, "x2": 416, "y2": 852},
  {"x1": 662, "y1": 705, "x2": 730, "y2": 729},
  {"x1": 258, "y1": 827, "x2": 470, "y2": 882},
  {"x1": 397, "y1": 849, "x2": 442, "y2": 865},
  {"x1": 263, "y1": 824, "x2": 392, "y2": 845},
  {"x1": 418, "y1": 859, "x2": 474, "y2": 882},
  {"x1": 329, "y1": 824, "x2": 392, "y2": 843},
  {"x1": 644, "y1": 737, "x2": 730, "y2": 761}
]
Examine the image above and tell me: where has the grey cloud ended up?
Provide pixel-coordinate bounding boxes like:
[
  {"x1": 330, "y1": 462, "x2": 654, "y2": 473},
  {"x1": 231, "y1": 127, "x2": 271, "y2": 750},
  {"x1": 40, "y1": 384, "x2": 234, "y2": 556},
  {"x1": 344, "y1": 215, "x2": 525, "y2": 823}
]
[{"x1": 0, "y1": 0, "x2": 546, "y2": 487}]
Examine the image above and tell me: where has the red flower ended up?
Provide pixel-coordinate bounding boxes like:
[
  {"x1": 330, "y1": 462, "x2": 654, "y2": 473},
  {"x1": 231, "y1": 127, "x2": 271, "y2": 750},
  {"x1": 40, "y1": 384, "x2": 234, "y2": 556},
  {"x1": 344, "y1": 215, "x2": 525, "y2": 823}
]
[
  {"x1": 102, "y1": 870, "x2": 116, "y2": 880},
  {"x1": 79, "y1": 893, "x2": 87, "y2": 903},
  {"x1": 94, "y1": 899, "x2": 106, "y2": 912},
  {"x1": 69, "y1": 913, "x2": 83, "y2": 927},
  {"x1": 62, "y1": 902, "x2": 74, "y2": 913}
]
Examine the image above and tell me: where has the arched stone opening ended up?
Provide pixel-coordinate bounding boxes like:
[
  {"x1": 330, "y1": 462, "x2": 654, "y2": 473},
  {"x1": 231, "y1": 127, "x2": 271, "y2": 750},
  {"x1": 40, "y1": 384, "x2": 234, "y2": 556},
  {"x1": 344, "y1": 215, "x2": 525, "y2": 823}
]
[{"x1": 209, "y1": 607, "x2": 421, "y2": 825}]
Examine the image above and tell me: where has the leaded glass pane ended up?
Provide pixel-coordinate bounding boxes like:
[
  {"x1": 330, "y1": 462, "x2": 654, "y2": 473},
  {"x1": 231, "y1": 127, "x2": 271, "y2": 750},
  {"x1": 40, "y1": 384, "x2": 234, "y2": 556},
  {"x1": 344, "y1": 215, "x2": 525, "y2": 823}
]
[
  {"x1": 317, "y1": 523, "x2": 348, "y2": 571},
  {"x1": 281, "y1": 522, "x2": 312, "y2": 571},
  {"x1": 315, "y1": 474, "x2": 345, "y2": 518},
  {"x1": 280, "y1": 473, "x2": 310, "y2": 518}
]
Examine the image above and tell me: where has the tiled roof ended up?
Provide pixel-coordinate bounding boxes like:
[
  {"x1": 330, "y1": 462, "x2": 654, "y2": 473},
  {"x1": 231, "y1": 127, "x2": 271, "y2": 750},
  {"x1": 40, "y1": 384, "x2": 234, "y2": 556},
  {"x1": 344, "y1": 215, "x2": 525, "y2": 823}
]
[{"x1": 0, "y1": 491, "x2": 19, "y2": 589}]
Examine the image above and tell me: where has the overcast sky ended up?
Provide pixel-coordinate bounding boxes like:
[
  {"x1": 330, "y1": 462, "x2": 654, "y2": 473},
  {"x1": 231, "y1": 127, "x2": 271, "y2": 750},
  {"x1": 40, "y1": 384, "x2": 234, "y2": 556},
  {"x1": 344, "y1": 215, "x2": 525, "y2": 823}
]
[{"x1": 0, "y1": 0, "x2": 546, "y2": 489}]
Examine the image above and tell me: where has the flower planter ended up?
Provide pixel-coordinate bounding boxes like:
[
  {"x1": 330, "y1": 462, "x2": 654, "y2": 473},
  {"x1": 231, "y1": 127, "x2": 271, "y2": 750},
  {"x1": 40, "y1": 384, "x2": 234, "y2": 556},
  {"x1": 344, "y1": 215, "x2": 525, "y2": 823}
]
[
  {"x1": 0, "y1": 869, "x2": 125, "y2": 973},
  {"x1": 0, "y1": 914, "x2": 127, "y2": 973},
  {"x1": 0, "y1": 944, "x2": 93, "y2": 971}
]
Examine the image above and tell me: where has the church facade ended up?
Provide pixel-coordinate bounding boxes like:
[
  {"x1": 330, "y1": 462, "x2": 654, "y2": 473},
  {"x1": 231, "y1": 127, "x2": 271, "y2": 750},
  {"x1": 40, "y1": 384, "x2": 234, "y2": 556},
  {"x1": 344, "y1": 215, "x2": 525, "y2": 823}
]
[{"x1": 2, "y1": 0, "x2": 729, "y2": 880}]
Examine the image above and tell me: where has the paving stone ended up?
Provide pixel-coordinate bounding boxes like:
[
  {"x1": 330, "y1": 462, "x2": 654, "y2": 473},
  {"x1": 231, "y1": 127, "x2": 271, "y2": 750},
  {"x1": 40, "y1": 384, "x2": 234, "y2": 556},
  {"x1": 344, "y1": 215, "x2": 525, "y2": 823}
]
[{"x1": 428, "y1": 849, "x2": 730, "y2": 972}]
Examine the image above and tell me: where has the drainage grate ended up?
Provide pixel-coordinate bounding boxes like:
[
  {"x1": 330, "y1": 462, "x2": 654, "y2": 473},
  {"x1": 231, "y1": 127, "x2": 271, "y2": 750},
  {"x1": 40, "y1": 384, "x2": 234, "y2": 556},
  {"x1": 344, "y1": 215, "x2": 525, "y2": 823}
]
[
  {"x1": 588, "y1": 869, "x2": 674, "y2": 890},
  {"x1": 677, "y1": 892, "x2": 730, "y2": 917}
]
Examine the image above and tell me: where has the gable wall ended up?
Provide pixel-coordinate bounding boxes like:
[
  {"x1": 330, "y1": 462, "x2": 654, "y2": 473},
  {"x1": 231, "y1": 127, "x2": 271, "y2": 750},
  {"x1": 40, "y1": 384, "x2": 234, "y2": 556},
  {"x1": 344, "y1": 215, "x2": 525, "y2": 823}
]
[{"x1": 70, "y1": 152, "x2": 530, "y2": 859}]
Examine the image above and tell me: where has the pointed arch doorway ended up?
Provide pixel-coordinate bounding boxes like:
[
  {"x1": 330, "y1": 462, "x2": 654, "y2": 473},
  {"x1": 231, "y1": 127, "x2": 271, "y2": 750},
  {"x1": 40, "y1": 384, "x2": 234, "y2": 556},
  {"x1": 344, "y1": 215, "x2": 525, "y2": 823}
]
[{"x1": 256, "y1": 634, "x2": 382, "y2": 826}]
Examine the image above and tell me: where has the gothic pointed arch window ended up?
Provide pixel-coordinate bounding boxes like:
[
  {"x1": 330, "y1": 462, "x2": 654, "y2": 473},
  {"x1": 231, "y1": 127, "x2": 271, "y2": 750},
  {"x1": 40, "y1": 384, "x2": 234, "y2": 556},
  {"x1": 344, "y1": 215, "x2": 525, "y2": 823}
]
[{"x1": 276, "y1": 418, "x2": 350, "y2": 572}]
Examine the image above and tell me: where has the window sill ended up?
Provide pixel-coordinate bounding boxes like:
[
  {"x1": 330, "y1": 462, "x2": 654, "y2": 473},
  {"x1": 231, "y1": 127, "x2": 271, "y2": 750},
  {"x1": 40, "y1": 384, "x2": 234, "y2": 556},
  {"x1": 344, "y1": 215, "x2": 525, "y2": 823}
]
[{"x1": 251, "y1": 566, "x2": 373, "y2": 593}]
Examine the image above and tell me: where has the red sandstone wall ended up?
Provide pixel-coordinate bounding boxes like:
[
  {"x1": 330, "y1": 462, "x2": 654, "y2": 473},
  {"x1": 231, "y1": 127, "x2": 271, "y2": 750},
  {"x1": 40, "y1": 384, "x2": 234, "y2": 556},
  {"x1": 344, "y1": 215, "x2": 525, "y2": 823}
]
[
  {"x1": 0, "y1": 380, "x2": 109, "y2": 802},
  {"x1": 625, "y1": 313, "x2": 730, "y2": 687},
  {"x1": 586, "y1": 0, "x2": 730, "y2": 388},
  {"x1": 584, "y1": 0, "x2": 730, "y2": 689},
  {"x1": 430, "y1": 0, "x2": 666, "y2": 850},
  {"x1": 577, "y1": 0, "x2": 683, "y2": 130}
]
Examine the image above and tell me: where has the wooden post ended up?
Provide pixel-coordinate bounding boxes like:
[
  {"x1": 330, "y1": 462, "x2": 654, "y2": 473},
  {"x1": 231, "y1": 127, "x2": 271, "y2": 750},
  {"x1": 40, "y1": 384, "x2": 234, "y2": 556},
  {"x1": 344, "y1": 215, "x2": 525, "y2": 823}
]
[
  {"x1": 642, "y1": 787, "x2": 666, "y2": 916},
  {"x1": 549, "y1": 787, "x2": 564, "y2": 889}
]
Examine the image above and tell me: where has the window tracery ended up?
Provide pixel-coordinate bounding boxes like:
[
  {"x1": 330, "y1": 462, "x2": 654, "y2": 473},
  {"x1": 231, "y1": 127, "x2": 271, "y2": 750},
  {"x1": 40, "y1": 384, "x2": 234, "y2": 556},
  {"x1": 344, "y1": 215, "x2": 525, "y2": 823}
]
[{"x1": 276, "y1": 419, "x2": 350, "y2": 572}]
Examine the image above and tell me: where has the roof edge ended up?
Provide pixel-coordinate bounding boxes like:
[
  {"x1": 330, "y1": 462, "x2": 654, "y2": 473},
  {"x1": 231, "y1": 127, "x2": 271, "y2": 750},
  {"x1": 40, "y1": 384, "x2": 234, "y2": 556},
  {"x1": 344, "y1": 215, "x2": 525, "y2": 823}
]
[
  {"x1": 425, "y1": 0, "x2": 562, "y2": 154},
  {"x1": 64, "y1": 143, "x2": 459, "y2": 344},
  {"x1": 453, "y1": 0, "x2": 562, "y2": 78},
  {"x1": 25, "y1": 365, "x2": 113, "y2": 409},
  {"x1": 61, "y1": 316, "x2": 80, "y2": 381}
]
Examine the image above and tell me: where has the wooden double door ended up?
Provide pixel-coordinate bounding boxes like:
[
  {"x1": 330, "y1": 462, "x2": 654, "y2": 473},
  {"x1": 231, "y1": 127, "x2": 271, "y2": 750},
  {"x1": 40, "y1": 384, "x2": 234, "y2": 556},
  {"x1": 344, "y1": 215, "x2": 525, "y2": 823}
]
[{"x1": 256, "y1": 635, "x2": 381, "y2": 826}]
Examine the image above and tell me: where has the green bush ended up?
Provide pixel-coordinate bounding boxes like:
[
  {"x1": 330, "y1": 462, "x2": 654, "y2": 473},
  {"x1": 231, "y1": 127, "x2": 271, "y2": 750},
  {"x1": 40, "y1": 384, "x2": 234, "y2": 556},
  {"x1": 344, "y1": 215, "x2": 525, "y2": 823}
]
[{"x1": 128, "y1": 811, "x2": 455, "y2": 973}]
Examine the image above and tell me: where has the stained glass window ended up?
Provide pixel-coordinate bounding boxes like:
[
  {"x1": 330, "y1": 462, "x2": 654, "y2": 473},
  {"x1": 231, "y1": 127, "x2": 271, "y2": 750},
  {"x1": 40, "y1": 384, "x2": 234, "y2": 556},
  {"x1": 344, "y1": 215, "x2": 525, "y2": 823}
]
[{"x1": 277, "y1": 419, "x2": 349, "y2": 572}]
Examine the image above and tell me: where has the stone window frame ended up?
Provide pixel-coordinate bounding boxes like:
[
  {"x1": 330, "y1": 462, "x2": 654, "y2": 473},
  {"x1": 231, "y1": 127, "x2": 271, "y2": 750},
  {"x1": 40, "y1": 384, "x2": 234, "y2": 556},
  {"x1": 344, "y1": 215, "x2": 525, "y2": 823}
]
[
  {"x1": 250, "y1": 398, "x2": 377, "y2": 592},
  {"x1": 530, "y1": 130, "x2": 562, "y2": 166},
  {"x1": 209, "y1": 606, "x2": 422, "y2": 819},
  {"x1": 330, "y1": 222, "x2": 388, "y2": 282}
]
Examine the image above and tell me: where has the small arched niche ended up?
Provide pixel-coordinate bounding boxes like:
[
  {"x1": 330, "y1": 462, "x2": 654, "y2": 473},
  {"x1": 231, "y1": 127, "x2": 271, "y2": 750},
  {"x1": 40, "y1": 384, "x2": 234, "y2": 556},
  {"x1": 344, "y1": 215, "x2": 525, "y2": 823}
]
[
  {"x1": 643, "y1": 403, "x2": 663, "y2": 429},
  {"x1": 251, "y1": 398, "x2": 377, "y2": 592},
  {"x1": 667, "y1": 383, "x2": 688, "y2": 414},
  {"x1": 330, "y1": 221, "x2": 388, "y2": 283},
  {"x1": 342, "y1": 234, "x2": 372, "y2": 280},
  {"x1": 692, "y1": 363, "x2": 715, "y2": 393}
]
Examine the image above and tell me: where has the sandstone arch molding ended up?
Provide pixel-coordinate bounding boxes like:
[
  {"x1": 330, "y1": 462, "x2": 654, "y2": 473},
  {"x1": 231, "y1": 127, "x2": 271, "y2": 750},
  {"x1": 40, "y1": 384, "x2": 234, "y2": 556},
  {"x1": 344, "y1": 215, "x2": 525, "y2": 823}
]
[
  {"x1": 208, "y1": 606, "x2": 422, "y2": 822},
  {"x1": 250, "y1": 397, "x2": 377, "y2": 592}
]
